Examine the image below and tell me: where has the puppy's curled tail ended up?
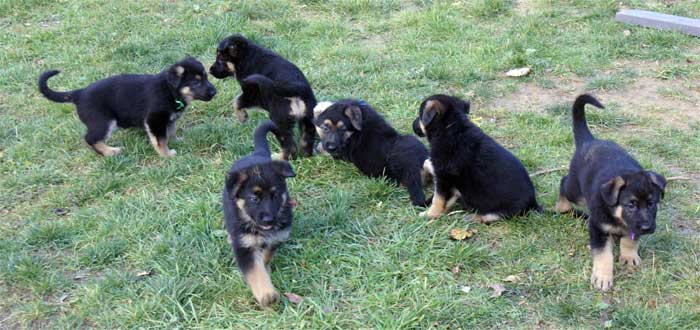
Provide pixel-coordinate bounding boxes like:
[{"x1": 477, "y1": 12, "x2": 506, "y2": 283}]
[
  {"x1": 572, "y1": 94, "x2": 604, "y2": 148},
  {"x1": 252, "y1": 120, "x2": 279, "y2": 158},
  {"x1": 38, "y1": 70, "x2": 82, "y2": 103},
  {"x1": 241, "y1": 74, "x2": 309, "y2": 98}
]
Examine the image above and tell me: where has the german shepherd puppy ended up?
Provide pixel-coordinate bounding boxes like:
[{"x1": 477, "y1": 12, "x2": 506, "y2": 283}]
[
  {"x1": 413, "y1": 94, "x2": 540, "y2": 223},
  {"x1": 556, "y1": 94, "x2": 666, "y2": 291},
  {"x1": 38, "y1": 57, "x2": 217, "y2": 157},
  {"x1": 209, "y1": 34, "x2": 317, "y2": 160},
  {"x1": 223, "y1": 120, "x2": 296, "y2": 307},
  {"x1": 313, "y1": 100, "x2": 430, "y2": 207}
]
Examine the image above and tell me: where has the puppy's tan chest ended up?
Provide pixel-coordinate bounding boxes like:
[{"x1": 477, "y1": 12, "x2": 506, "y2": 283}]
[{"x1": 239, "y1": 228, "x2": 290, "y2": 249}]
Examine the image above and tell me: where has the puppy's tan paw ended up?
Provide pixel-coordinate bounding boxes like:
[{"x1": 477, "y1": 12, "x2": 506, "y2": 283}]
[
  {"x1": 591, "y1": 268, "x2": 614, "y2": 291},
  {"x1": 165, "y1": 149, "x2": 177, "y2": 158},
  {"x1": 256, "y1": 290, "x2": 280, "y2": 308},
  {"x1": 619, "y1": 253, "x2": 641, "y2": 267},
  {"x1": 103, "y1": 147, "x2": 122, "y2": 157}
]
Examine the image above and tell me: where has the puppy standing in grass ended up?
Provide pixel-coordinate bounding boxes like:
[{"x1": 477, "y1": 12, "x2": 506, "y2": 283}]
[
  {"x1": 413, "y1": 94, "x2": 540, "y2": 222},
  {"x1": 313, "y1": 100, "x2": 431, "y2": 207},
  {"x1": 556, "y1": 94, "x2": 666, "y2": 291},
  {"x1": 38, "y1": 57, "x2": 216, "y2": 157},
  {"x1": 210, "y1": 34, "x2": 317, "y2": 160},
  {"x1": 223, "y1": 120, "x2": 296, "y2": 307}
]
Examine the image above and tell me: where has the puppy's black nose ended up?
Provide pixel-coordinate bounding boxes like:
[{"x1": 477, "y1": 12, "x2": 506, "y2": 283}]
[
  {"x1": 261, "y1": 214, "x2": 274, "y2": 223},
  {"x1": 325, "y1": 144, "x2": 337, "y2": 152},
  {"x1": 640, "y1": 224, "x2": 652, "y2": 231}
]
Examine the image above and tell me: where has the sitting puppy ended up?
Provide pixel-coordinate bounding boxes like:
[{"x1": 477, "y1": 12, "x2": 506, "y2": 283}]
[
  {"x1": 413, "y1": 94, "x2": 540, "y2": 223},
  {"x1": 223, "y1": 120, "x2": 296, "y2": 307},
  {"x1": 313, "y1": 100, "x2": 430, "y2": 207},
  {"x1": 210, "y1": 34, "x2": 317, "y2": 160},
  {"x1": 38, "y1": 57, "x2": 216, "y2": 157},
  {"x1": 556, "y1": 94, "x2": 666, "y2": 291}
]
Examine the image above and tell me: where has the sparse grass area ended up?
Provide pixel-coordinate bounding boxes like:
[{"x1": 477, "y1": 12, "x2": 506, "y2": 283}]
[{"x1": 2, "y1": 0, "x2": 700, "y2": 329}]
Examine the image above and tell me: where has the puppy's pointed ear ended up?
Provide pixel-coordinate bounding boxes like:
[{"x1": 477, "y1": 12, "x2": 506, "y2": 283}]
[
  {"x1": 421, "y1": 99, "x2": 445, "y2": 127},
  {"x1": 225, "y1": 171, "x2": 248, "y2": 198},
  {"x1": 167, "y1": 65, "x2": 185, "y2": 89},
  {"x1": 646, "y1": 171, "x2": 667, "y2": 198},
  {"x1": 600, "y1": 176, "x2": 625, "y2": 206},
  {"x1": 344, "y1": 105, "x2": 363, "y2": 130},
  {"x1": 271, "y1": 161, "x2": 296, "y2": 178}
]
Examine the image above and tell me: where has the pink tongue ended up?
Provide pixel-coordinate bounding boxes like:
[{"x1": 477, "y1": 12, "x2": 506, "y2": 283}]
[{"x1": 261, "y1": 225, "x2": 272, "y2": 230}]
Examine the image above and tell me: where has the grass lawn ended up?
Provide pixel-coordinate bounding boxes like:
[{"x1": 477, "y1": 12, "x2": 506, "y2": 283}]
[{"x1": 2, "y1": 0, "x2": 700, "y2": 328}]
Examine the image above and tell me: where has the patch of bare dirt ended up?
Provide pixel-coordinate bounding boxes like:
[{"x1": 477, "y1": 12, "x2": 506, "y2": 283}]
[{"x1": 488, "y1": 60, "x2": 700, "y2": 129}]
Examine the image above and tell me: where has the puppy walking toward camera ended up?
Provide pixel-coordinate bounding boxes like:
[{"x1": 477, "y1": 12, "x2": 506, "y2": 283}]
[
  {"x1": 556, "y1": 94, "x2": 666, "y2": 291},
  {"x1": 413, "y1": 94, "x2": 540, "y2": 223},
  {"x1": 210, "y1": 34, "x2": 317, "y2": 160},
  {"x1": 38, "y1": 57, "x2": 217, "y2": 157},
  {"x1": 313, "y1": 100, "x2": 431, "y2": 207},
  {"x1": 223, "y1": 120, "x2": 296, "y2": 307}
]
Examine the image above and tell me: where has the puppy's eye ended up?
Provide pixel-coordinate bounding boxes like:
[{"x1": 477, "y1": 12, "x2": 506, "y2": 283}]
[
  {"x1": 625, "y1": 201, "x2": 638, "y2": 210},
  {"x1": 249, "y1": 195, "x2": 260, "y2": 203},
  {"x1": 648, "y1": 200, "x2": 656, "y2": 207},
  {"x1": 323, "y1": 126, "x2": 330, "y2": 132}
]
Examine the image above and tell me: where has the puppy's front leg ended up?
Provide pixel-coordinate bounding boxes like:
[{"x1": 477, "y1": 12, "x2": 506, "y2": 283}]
[
  {"x1": 619, "y1": 236, "x2": 641, "y2": 266},
  {"x1": 590, "y1": 233, "x2": 614, "y2": 291},
  {"x1": 274, "y1": 129, "x2": 298, "y2": 161},
  {"x1": 145, "y1": 114, "x2": 176, "y2": 157},
  {"x1": 241, "y1": 250, "x2": 279, "y2": 307},
  {"x1": 420, "y1": 178, "x2": 454, "y2": 219}
]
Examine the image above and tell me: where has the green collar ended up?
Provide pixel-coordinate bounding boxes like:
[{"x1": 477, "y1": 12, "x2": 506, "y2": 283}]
[{"x1": 174, "y1": 98, "x2": 186, "y2": 111}]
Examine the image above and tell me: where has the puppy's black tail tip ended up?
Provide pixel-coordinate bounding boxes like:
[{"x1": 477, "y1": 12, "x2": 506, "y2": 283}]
[
  {"x1": 38, "y1": 70, "x2": 79, "y2": 104},
  {"x1": 572, "y1": 94, "x2": 604, "y2": 149},
  {"x1": 252, "y1": 120, "x2": 279, "y2": 158}
]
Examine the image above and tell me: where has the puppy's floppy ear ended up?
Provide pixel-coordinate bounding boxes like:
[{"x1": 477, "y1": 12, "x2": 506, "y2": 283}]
[
  {"x1": 167, "y1": 65, "x2": 185, "y2": 89},
  {"x1": 459, "y1": 99, "x2": 470, "y2": 114},
  {"x1": 412, "y1": 118, "x2": 425, "y2": 137},
  {"x1": 227, "y1": 39, "x2": 247, "y2": 57},
  {"x1": 271, "y1": 161, "x2": 296, "y2": 178},
  {"x1": 646, "y1": 171, "x2": 667, "y2": 198},
  {"x1": 344, "y1": 105, "x2": 363, "y2": 130},
  {"x1": 225, "y1": 171, "x2": 248, "y2": 197},
  {"x1": 600, "y1": 176, "x2": 625, "y2": 206},
  {"x1": 313, "y1": 101, "x2": 333, "y2": 119},
  {"x1": 421, "y1": 99, "x2": 445, "y2": 127}
]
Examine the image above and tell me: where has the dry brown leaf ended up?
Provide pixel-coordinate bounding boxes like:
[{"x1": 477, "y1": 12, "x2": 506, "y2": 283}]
[
  {"x1": 449, "y1": 228, "x2": 476, "y2": 241},
  {"x1": 284, "y1": 292, "x2": 303, "y2": 304},
  {"x1": 503, "y1": 275, "x2": 519, "y2": 283},
  {"x1": 505, "y1": 67, "x2": 531, "y2": 77},
  {"x1": 647, "y1": 299, "x2": 657, "y2": 309},
  {"x1": 489, "y1": 284, "x2": 506, "y2": 298}
]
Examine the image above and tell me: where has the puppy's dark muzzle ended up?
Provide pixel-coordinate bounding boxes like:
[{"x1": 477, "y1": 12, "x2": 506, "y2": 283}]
[
  {"x1": 413, "y1": 118, "x2": 425, "y2": 137},
  {"x1": 638, "y1": 222, "x2": 656, "y2": 235},
  {"x1": 209, "y1": 63, "x2": 229, "y2": 79}
]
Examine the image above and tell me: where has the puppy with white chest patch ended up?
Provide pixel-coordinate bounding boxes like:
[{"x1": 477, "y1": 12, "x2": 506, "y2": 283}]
[
  {"x1": 223, "y1": 120, "x2": 296, "y2": 308},
  {"x1": 413, "y1": 94, "x2": 541, "y2": 223},
  {"x1": 38, "y1": 57, "x2": 216, "y2": 157},
  {"x1": 556, "y1": 94, "x2": 666, "y2": 292},
  {"x1": 209, "y1": 34, "x2": 317, "y2": 160},
  {"x1": 314, "y1": 100, "x2": 431, "y2": 207}
]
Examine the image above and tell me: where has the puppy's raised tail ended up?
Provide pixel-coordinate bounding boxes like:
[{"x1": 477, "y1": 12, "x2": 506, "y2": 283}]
[
  {"x1": 242, "y1": 74, "x2": 309, "y2": 98},
  {"x1": 252, "y1": 120, "x2": 279, "y2": 158},
  {"x1": 572, "y1": 94, "x2": 604, "y2": 149},
  {"x1": 38, "y1": 70, "x2": 82, "y2": 103}
]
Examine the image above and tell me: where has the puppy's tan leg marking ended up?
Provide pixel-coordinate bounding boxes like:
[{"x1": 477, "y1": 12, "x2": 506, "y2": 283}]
[
  {"x1": 145, "y1": 125, "x2": 176, "y2": 157},
  {"x1": 233, "y1": 94, "x2": 249, "y2": 123},
  {"x1": 475, "y1": 213, "x2": 501, "y2": 224},
  {"x1": 555, "y1": 195, "x2": 574, "y2": 213},
  {"x1": 421, "y1": 193, "x2": 446, "y2": 219},
  {"x1": 619, "y1": 236, "x2": 641, "y2": 266},
  {"x1": 244, "y1": 251, "x2": 279, "y2": 307},
  {"x1": 591, "y1": 236, "x2": 614, "y2": 291},
  {"x1": 93, "y1": 142, "x2": 122, "y2": 156},
  {"x1": 445, "y1": 189, "x2": 461, "y2": 210}
]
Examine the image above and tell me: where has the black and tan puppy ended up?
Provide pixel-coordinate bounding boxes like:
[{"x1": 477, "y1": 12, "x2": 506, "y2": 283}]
[
  {"x1": 556, "y1": 94, "x2": 666, "y2": 291},
  {"x1": 313, "y1": 100, "x2": 430, "y2": 207},
  {"x1": 413, "y1": 94, "x2": 540, "y2": 223},
  {"x1": 223, "y1": 120, "x2": 296, "y2": 307},
  {"x1": 210, "y1": 34, "x2": 317, "y2": 160},
  {"x1": 38, "y1": 57, "x2": 216, "y2": 157}
]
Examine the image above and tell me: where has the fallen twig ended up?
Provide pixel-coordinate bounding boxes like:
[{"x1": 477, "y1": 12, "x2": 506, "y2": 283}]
[
  {"x1": 530, "y1": 166, "x2": 568, "y2": 177},
  {"x1": 667, "y1": 176, "x2": 692, "y2": 182}
]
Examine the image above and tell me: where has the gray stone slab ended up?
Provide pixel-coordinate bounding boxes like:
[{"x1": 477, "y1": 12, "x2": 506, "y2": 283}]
[{"x1": 615, "y1": 9, "x2": 700, "y2": 37}]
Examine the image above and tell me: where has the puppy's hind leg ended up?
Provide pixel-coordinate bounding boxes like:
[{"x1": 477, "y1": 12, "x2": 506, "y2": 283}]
[
  {"x1": 86, "y1": 119, "x2": 121, "y2": 156},
  {"x1": 299, "y1": 116, "x2": 316, "y2": 158},
  {"x1": 274, "y1": 128, "x2": 298, "y2": 161},
  {"x1": 555, "y1": 175, "x2": 575, "y2": 213}
]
